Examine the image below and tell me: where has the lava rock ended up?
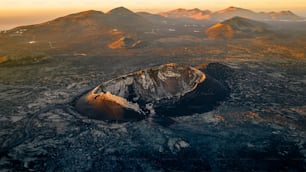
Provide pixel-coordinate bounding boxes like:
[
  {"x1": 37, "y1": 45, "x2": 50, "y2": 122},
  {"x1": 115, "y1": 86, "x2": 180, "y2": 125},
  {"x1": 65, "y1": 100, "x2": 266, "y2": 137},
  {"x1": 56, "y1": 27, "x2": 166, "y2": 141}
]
[{"x1": 76, "y1": 63, "x2": 229, "y2": 121}]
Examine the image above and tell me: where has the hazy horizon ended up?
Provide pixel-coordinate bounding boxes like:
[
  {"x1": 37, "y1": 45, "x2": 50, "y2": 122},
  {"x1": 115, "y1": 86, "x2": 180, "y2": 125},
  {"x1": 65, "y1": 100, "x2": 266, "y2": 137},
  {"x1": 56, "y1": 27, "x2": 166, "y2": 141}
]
[{"x1": 1, "y1": 3, "x2": 306, "y2": 30}]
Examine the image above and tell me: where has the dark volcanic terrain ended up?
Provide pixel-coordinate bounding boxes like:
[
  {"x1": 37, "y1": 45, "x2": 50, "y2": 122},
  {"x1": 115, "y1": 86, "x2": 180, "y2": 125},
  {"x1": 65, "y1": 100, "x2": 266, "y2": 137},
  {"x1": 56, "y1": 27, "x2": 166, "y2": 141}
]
[{"x1": 0, "y1": 6, "x2": 306, "y2": 171}]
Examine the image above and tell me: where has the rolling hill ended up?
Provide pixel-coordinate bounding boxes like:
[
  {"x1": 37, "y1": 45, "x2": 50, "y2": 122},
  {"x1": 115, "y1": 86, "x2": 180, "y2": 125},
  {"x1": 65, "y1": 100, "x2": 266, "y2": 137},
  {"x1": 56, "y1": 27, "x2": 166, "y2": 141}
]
[
  {"x1": 106, "y1": 7, "x2": 153, "y2": 32},
  {"x1": 205, "y1": 17, "x2": 270, "y2": 40},
  {"x1": 211, "y1": 7, "x2": 258, "y2": 21}
]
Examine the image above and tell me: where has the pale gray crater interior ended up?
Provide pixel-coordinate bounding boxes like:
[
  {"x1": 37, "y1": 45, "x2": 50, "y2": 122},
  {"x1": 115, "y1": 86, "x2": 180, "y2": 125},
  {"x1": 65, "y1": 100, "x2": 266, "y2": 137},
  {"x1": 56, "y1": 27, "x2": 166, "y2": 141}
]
[{"x1": 76, "y1": 63, "x2": 229, "y2": 121}]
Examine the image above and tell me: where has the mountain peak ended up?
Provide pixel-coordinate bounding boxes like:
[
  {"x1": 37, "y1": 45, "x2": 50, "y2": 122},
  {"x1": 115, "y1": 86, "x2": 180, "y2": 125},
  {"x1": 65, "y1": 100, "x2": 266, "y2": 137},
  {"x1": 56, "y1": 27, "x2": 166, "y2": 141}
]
[
  {"x1": 216, "y1": 6, "x2": 253, "y2": 13},
  {"x1": 220, "y1": 6, "x2": 246, "y2": 12},
  {"x1": 211, "y1": 6, "x2": 257, "y2": 20},
  {"x1": 269, "y1": 10, "x2": 301, "y2": 20},
  {"x1": 227, "y1": 6, "x2": 239, "y2": 10},
  {"x1": 170, "y1": 8, "x2": 187, "y2": 13},
  {"x1": 104, "y1": 6, "x2": 151, "y2": 32},
  {"x1": 50, "y1": 10, "x2": 105, "y2": 24},
  {"x1": 205, "y1": 16, "x2": 269, "y2": 40},
  {"x1": 279, "y1": 10, "x2": 295, "y2": 15},
  {"x1": 160, "y1": 8, "x2": 211, "y2": 20},
  {"x1": 78, "y1": 10, "x2": 104, "y2": 15},
  {"x1": 107, "y1": 7, "x2": 135, "y2": 15},
  {"x1": 59, "y1": 10, "x2": 103, "y2": 17},
  {"x1": 191, "y1": 8, "x2": 201, "y2": 11},
  {"x1": 222, "y1": 16, "x2": 265, "y2": 27}
]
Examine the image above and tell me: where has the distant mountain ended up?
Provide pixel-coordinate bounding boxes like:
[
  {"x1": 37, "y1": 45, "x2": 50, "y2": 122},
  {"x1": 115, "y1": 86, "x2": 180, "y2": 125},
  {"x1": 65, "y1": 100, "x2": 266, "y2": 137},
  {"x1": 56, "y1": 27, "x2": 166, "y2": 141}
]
[
  {"x1": 211, "y1": 6, "x2": 259, "y2": 21},
  {"x1": 137, "y1": 12, "x2": 167, "y2": 24},
  {"x1": 2, "y1": 7, "x2": 153, "y2": 50},
  {"x1": 159, "y1": 6, "x2": 302, "y2": 21},
  {"x1": 0, "y1": 6, "x2": 303, "y2": 55},
  {"x1": 10, "y1": 10, "x2": 108, "y2": 39},
  {"x1": 160, "y1": 8, "x2": 211, "y2": 20},
  {"x1": 212, "y1": 7, "x2": 302, "y2": 21},
  {"x1": 205, "y1": 17, "x2": 270, "y2": 40},
  {"x1": 106, "y1": 7, "x2": 153, "y2": 32},
  {"x1": 268, "y1": 10, "x2": 301, "y2": 20}
]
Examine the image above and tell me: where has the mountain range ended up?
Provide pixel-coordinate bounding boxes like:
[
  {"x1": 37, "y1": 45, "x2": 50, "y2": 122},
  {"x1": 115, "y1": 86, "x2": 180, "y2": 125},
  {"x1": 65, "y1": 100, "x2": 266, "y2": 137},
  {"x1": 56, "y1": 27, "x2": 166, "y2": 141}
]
[
  {"x1": 0, "y1": 7, "x2": 154, "y2": 52},
  {"x1": 4, "y1": 6, "x2": 303, "y2": 38},
  {"x1": 160, "y1": 6, "x2": 302, "y2": 21},
  {"x1": 0, "y1": 6, "x2": 304, "y2": 57}
]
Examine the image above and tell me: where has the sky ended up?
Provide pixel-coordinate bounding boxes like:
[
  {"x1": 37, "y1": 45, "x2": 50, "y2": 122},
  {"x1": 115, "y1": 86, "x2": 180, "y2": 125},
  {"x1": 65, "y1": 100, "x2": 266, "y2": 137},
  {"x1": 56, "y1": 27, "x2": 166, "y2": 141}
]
[{"x1": 1, "y1": 0, "x2": 306, "y2": 29}]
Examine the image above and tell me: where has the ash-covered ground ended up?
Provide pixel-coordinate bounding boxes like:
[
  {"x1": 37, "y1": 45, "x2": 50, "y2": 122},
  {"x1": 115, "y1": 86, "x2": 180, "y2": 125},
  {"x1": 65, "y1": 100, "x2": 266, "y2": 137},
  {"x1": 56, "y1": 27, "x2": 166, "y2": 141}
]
[{"x1": 0, "y1": 55, "x2": 306, "y2": 171}]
